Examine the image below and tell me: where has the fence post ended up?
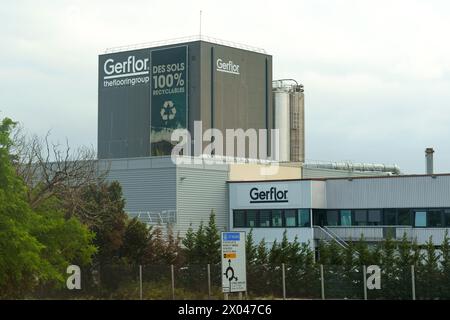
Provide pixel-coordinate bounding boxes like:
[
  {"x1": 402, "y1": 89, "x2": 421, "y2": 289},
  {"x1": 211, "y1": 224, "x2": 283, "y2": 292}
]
[
  {"x1": 363, "y1": 265, "x2": 367, "y2": 300},
  {"x1": 207, "y1": 264, "x2": 211, "y2": 300},
  {"x1": 282, "y1": 263, "x2": 286, "y2": 300},
  {"x1": 139, "y1": 265, "x2": 143, "y2": 300},
  {"x1": 171, "y1": 264, "x2": 175, "y2": 300},
  {"x1": 320, "y1": 264, "x2": 325, "y2": 300},
  {"x1": 411, "y1": 265, "x2": 416, "y2": 300}
]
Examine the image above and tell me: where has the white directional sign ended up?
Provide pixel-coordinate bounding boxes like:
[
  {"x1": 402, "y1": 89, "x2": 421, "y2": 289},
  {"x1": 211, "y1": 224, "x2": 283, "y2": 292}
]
[{"x1": 221, "y1": 231, "x2": 247, "y2": 293}]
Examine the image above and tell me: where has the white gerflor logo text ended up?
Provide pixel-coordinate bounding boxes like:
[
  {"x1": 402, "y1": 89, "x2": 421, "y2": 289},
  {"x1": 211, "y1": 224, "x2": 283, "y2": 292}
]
[
  {"x1": 216, "y1": 58, "x2": 240, "y2": 75},
  {"x1": 103, "y1": 55, "x2": 150, "y2": 87}
]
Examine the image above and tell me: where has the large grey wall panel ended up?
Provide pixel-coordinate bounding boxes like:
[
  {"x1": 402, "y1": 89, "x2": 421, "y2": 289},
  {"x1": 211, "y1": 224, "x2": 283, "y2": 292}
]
[
  {"x1": 106, "y1": 167, "x2": 177, "y2": 212},
  {"x1": 176, "y1": 166, "x2": 229, "y2": 237},
  {"x1": 326, "y1": 175, "x2": 450, "y2": 209}
]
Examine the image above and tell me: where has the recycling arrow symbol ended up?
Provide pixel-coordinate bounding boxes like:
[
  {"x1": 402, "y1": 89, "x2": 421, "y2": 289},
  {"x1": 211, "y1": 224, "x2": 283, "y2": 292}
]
[{"x1": 160, "y1": 100, "x2": 176, "y2": 121}]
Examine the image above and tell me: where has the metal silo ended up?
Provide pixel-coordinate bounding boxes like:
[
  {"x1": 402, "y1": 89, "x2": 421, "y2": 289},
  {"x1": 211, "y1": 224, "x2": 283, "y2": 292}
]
[{"x1": 273, "y1": 79, "x2": 305, "y2": 163}]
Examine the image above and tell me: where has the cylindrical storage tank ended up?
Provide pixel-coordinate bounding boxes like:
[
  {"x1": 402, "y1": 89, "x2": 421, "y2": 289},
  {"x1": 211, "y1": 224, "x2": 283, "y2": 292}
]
[
  {"x1": 273, "y1": 89, "x2": 291, "y2": 162},
  {"x1": 289, "y1": 86, "x2": 305, "y2": 163}
]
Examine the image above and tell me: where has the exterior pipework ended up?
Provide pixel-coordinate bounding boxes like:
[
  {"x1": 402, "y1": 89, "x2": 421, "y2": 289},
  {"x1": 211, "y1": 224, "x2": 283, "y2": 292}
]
[{"x1": 303, "y1": 161, "x2": 401, "y2": 175}]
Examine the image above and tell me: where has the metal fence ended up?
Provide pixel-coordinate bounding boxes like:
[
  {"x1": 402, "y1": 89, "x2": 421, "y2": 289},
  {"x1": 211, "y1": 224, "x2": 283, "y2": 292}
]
[{"x1": 31, "y1": 264, "x2": 450, "y2": 300}]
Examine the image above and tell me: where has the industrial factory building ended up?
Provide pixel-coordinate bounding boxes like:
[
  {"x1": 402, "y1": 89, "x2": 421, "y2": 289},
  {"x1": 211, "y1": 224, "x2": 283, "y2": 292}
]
[{"x1": 98, "y1": 36, "x2": 450, "y2": 249}]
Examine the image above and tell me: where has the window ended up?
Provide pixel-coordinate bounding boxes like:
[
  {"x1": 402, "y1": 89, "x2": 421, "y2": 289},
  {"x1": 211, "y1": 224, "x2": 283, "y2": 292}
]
[
  {"x1": 285, "y1": 210, "x2": 297, "y2": 227},
  {"x1": 445, "y1": 210, "x2": 450, "y2": 227},
  {"x1": 272, "y1": 210, "x2": 283, "y2": 227},
  {"x1": 415, "y1": 211, "x2": 427, "y2": 227},
  {"x1": 398, "y1": 209, "x2": 411, "y2": 226},
  {"x1": 340, "y1": 210, "x2": 352, "y2": 226},
  {"x1": 246, "y1": 210, "x2": 258, "y2": 227},
  {"x1": 428, "y1": 210, "x2": 442, "y2": 227},
  {"x1": 298, "y1": 209, "x2": 311, "y2": 227},
  {"x1": 260, "y1": 210, "x2": 271, "y2": 227},
  {"x1": 368, "y1": 210, "x2": 382, "y2": 225},
  {"x1": 326, "y1": 211, "x2": 339, "y2": 226},
  {"x1": 313, "y1": 210, "x2": 326, "y2": 226},
  {"x1": 384, "y1": 209, "x2": 397, "y2": 225},
  {"x1": 354, "y1": 210, "x2": 367, "y2": 226},
  {"x1": 233, "y1": 210, "x2": 245, "y2": 228}
]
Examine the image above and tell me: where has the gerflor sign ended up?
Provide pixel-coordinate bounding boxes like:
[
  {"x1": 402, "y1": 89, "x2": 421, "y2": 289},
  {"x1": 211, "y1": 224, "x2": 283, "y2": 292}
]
[
  {"x1": 216, "y1": 58, "x2": 240, "y2": 75},
  {"x1": 249, "y1": 187, "x2": 288, "y2": 203},
  {"x1": 101, "y1": 52, "x2": 151, "y2": 87},
  {"x1": 221, "y1": 232, "x2": 246, "y2": 293}
]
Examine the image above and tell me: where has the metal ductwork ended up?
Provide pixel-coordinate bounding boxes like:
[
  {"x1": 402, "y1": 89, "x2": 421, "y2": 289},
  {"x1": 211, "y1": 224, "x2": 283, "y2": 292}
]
[{"x1": 303, "y1": 161, "x2": 401, "y2": 175}]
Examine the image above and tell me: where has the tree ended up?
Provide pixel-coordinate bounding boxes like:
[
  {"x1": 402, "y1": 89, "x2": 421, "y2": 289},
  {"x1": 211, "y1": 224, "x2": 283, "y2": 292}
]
[
  {"x1": 193, "y1": 222, "x2": 206, "y2": 264},
  {"x1": 380, "y1": 236, "x2": 398, "y2": 298},
  {"x1": 143, "y1": 225, "x2": 166, "y2": 265},
  {"x1": 255, "y1": 238, "x2": 268, "y2": 265},
  {"x1": 440, "y1": 231, "x2": 450, "y2": 298},
  {"x1": 203, "y1": 211, "x2": 221, "y2": 264},
  {"x1": 246, "y1": 229, "x2": 257, "y2": 265},
  {"x1": 354, "y1": 235, "x2": 371, "y2": 266},
  {"x1": 418, "y1": 236, "x2": 440, "y2": 299},
  {"x1": 80, "y1": 182, "x2": 128, "y2": 266},
  {"x1": 121, "y1": 218, "x2": 151, "y2": 265},
  {"x1": 182, "y1": 224, "x2": 196, "y2": 264},
  {"x1": 11, "y1": 127, "x2": 104, "y2": 215},
  {"x1": 0, "y1": 118, "x2": 96, "y2": 298},
  {"x1": 164, "y1": 225, "x2": 183, "y2": 265}
]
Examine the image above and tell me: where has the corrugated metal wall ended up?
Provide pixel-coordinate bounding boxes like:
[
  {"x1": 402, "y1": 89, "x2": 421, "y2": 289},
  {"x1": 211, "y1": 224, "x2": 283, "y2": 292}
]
[
  {"x1": 176, "y1": 164, "x2": 229, "y2": 237},
  {"x1": 326, "y1": 175, "x2": 450, "y2": 209},
  {"x1": 103, "y1": 157, "x2": 177, "y2": 212},
  {"x1": 103, "y1": 157, "x2": 230, "y2": 238}
]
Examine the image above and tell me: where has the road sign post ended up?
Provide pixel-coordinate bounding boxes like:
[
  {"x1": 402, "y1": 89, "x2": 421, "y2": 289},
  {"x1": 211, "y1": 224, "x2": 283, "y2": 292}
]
[{"x1": 221, "y1": 232, "x2": 247, "y2": 295}]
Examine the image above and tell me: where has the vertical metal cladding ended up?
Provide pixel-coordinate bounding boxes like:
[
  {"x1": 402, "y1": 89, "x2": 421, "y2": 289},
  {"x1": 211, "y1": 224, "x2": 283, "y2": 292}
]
[{"x1": 98, "y1": 40, "x2": 272, "y2": 160}]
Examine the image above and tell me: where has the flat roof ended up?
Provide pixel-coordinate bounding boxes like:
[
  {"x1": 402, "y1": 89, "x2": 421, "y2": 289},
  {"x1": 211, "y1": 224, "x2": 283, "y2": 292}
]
[{"x1": 227, "y1": 173, "x2": 450, "y2": 183}]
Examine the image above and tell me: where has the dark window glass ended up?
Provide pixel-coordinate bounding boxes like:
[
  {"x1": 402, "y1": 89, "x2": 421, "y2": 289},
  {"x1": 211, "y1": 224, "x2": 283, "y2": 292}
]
[
  {"x1": 368, "y1": 210, "x2": 382, "y2": 225},
  {"x1": 299, "y1": 209, "x2": 311, "y2": 227},
  {"x1": 384, "y1": 209, "x2": 396, "y2": 225},
  {"x1": 445, "y1": 210, "x2": 450, "y2": 227},
  {"x1": 272, "y1": 210, "x2": 283, "y2": 227},
  {"x1": 354, "y1": 210, "x2": 367, "y2": 225},
  {"x1": 260, "y1": 210, "x2": 271, "y2": 227},
  {"x1": 415, "y1": 211, "x2": 426, "y2": 227},
  {"x1": 246, "y1": 210, "x2": 258, "y2": 228},
  {"x1": 428, "y1": 210, "x2": 443, "y2": 227},
  {"x1": 340, "y1": 210, "x2": 352, "y2": 226},
  {"x1": 398, "y1": 209, "x2": 411, "y2": 226},
  {"x1": 285, "y1": 210, "x2": 297, "y2": 227},
  {"x1": 233, "y1": 210, "x2": 245, "y2": 228},
  {"x1": 326, "y1": 210, "x2": 339, "y2": 226},
  {"x1": 313, "y1": 210, "x2": 326, "y2": 226}
]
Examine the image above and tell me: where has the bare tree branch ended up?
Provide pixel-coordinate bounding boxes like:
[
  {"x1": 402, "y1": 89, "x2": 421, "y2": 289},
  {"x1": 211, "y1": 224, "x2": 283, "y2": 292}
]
[{"x1": 10, "y1": 128, "x2": 111, "y2": 221}]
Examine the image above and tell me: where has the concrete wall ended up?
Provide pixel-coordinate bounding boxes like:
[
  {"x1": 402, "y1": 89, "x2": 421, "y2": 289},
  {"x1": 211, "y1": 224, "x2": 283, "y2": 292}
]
[{"x1": 228, "y1": 163, "x2": 301, "y2": 181}]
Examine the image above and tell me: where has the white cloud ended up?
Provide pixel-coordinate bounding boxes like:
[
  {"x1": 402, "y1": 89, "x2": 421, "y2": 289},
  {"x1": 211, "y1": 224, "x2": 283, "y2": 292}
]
[{"x1": 1, "y1": 0, "x2": 450, "y2": 173}]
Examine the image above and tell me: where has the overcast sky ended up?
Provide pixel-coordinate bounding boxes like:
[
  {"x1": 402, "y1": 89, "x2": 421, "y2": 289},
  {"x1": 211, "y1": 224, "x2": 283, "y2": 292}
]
[{"x1": 1, "y1": 0, "x2": 450, "y2": 173}]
